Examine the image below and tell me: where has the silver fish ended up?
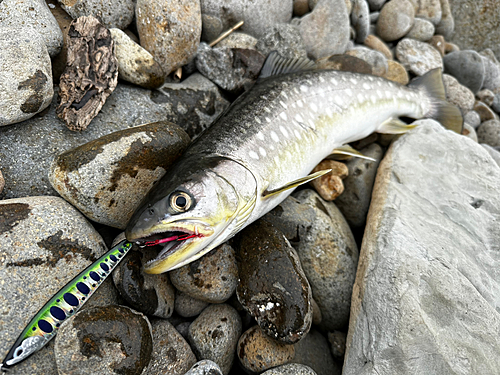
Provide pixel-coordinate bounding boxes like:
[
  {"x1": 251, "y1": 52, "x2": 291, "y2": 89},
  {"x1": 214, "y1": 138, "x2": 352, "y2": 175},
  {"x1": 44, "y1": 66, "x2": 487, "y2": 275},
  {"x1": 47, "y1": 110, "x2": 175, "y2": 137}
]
[{"x1": 125, "y1": 53, "x2": 462, "y2": 274}]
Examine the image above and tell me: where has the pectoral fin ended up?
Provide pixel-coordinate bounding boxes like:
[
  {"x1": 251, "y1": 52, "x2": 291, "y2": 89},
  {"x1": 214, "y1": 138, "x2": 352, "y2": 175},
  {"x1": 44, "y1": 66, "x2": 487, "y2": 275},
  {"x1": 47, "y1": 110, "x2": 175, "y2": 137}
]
[
  {"x1": 378, "y1": 118, "x2": 418, "y2": 134},
  {"x1": 329, "y1": 145, "x2": 376, "y2": 161},
  {"x1": 263, "y1": 169, "x2": 331, "y2": 198}
]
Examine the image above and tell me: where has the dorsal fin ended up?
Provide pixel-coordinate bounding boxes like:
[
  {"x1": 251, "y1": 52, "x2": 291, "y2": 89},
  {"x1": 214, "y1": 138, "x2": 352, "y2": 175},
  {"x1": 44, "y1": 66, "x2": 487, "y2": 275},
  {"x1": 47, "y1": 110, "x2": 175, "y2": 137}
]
[{"x1": 258, "y1": 51, "x2": 316, "y2": 80}]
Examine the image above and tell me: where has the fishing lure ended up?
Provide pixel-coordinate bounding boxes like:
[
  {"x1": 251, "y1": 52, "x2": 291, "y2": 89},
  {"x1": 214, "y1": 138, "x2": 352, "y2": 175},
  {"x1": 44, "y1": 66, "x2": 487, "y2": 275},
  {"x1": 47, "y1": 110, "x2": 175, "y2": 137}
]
[{"x1": 0, "y1": 240, "x2": 133, "y2": 372}]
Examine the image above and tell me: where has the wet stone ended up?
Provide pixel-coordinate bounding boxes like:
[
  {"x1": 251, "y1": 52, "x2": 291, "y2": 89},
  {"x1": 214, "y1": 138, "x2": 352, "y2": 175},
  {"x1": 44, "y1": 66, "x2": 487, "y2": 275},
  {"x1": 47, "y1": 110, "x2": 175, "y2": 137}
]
[
  {"x1": 293, "y1": 330, "x2": 340, "y2": 375},
  {"x1": 54, "y1": 305, "x2": 153, "y2": 375},
  {"x1": 255, "y1": 24, "x2": 308, "y2": 59},
  {"x1": 188, "y1": 304, "x2": 242, "y2": 375},
  {"x1": 328, "y1": 331, "x2": 347, "y2": 360},
  {"x1": 315, "y1": 55, "x2": 373, "y2": 75},
  {"x1": 49, "y1": 121, "x2": 190, "y2": 229},
  {"x1": 395, "y1": 38, "x2": 443, "y2": 76},
  {"x1": 184, "y1": 360, "x2": 223, "y2": 375},
  {"x1": 235, "y1": 219, "x2": 313, "y2": 344},
  {"x1": 376, "y1": 0, "x2": 415, "y2": 42},
  {"x1": 262, "y1": 363, "x2": 318, "y2": 375},
  {"x1": 443, "y1": 50, "x2": 485, "y2": 93},
  {"x1": 174, "y1": 291, "x2": 209, "y2": 318},
  {"x1": 58, "y1": 0, "x2": 134, "y2": 29},
  {"x1": 169, "y1": 243, "x2": 238, "y2": 304}
]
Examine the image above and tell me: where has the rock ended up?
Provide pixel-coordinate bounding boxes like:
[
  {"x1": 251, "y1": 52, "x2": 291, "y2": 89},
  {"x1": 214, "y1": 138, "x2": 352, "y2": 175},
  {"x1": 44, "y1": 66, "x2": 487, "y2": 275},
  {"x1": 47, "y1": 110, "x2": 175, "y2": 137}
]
[
  {"x1": 328, "y1": 331, "x2": 347, "y2": 360},
  {"x1": 480, "y1": 53, "x2": 500, "y2": 93},
  {"x1": 477, "y1": 119, "x2": 500, "y2": 147},
  {"x1": 383, "y1": 60, "x2": 409, "y2": 85},
  {"x1": 57, "y1": 16, "x2": 118, "y2": 131},
  {"x1": 49, "y1": 121, "x2": 190, "y2": 229},
  {"x1": 396, "y1": 38, "x2": 443, "y2": 76},
  {"x1": 255, "y1": 24, "x2": 308, "y2": 59},
  {"x1": 58, "y1": 0, "x2": 134, "y2": 29},
  {"x1": 462, "y1": 122, "x2": 478, "y2": 142},
  {"x1": 364, "y1": 34, "x2": 392, "y2": 60},
  {"x1": 310, "y1": 160, "x2": 348, "y2": 201},
  {"x1": 335, "y1": 143, "x2": 384, "y2": 228},
  {"x1": 435, "y1": 0, "x2": 454, "y2": 37},
  {"x1": 481, "y1": 143, "x2": 500, "y2": 167},
  {"x1": 406, "y1": 17, "x2": 435, "y2": 41},
  {"x1": 293, "y1": 330, "x2": 340, "y2": 375},
  {"x1": 0, "y1": 196, "x2": 117, "y2": 374},
  {"x1": 346, "y1": 46, "x2": 388, "y2": 77},
  {"x1": 109, "y1": 28, "x2": 165, "y2": 89},
  {"x1": 216, "y1": 32, "x2": 258, "y2": 49},
  {"x1": 188, "y1": 304, "x2": 242, "y2": 375},
  {"x1": 0, "y1": 27, "x2": 53, "y2": 126},
  {"x1": 54, "y1": 305, "x2": 152, "y2": 374},
  {"x1": 447, "y1": 0, "x2": 500, "y2": 62},
  {"x1": 444, "y1": 41, "x2": 460, "y2": 53},
  {"x1": 136, "y1": 0, "x2": 201, "y2": 76},
  {"x1": 351, "y1": 0, "x2": 370, "y2": 43},
  {"x1": 443, "y1": 50, "x2": 485, "y2": 93},
  {"x1": 262, "y1": 363, "x2": 318, "y2": 375},
  {"x1": 315, "y1": 55, "x2": 373, "y2": 75},
  {"x1": 367, "y1": 0, "x2": 387, "y2": 10},
  {"x1": 174, "y1": 322, "x2": 191, "y2": 340},
  {"x1": 294, "y1": 0, "x2": 310, "y2": 17},
  {"x1": 47, "y1": 0, "x2": 73, "y2": 82},
  {"x1": 428, "y1": 34, "x2": 446, "y2": 57},
  {"x1": 376, "y1": 0, "x2": 415, "y2": 42},
  {"x1": 236, "y1": 219, "x2": 313, "y2": 344},
  {"x1": 0, "y1": 0, "x2": 63, "y2": 57},
  {"x1": 184, "y1": 360, "x2": 223, "y2": 375},
  {"x1": 237, "y1": 325, "x2": 295, "y2": 373},
  {"x1": 463, "y1": 110, "x2": 481, "y2": 129},
  {"x1": 148, "y1": 319, "x2": 197, "y2": 375},
  {"x1": 344, "y1": 120, "x2": 500, "y2": 375},
  {"x1": 442, "y1": 74, "x2": 475, "y2": 113},
  {"x1": 169, "y1": 243, "x2": 238, "y2": 304},
  {"x1": 414, "y1": 0, "x2": 441, "y2": 25},
  {"x1": 475, "y1": 101, "x2": 499, "y2": 122},
  {"x1": 174, "y1": 291, "x2": 209, "y2": 318},
  {"x1": 493, "y1": 93, "x2": 500, "y2": 114},
  {"x1": 298, "y1": 0, "x2": 350, "y2": 59}
]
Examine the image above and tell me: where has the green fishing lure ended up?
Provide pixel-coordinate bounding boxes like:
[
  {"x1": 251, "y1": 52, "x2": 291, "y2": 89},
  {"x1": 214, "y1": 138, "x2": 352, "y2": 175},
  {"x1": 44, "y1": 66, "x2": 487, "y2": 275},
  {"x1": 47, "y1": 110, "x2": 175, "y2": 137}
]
[{"x1": 0, "y1": 240, "x2": 132, "y2": 371}]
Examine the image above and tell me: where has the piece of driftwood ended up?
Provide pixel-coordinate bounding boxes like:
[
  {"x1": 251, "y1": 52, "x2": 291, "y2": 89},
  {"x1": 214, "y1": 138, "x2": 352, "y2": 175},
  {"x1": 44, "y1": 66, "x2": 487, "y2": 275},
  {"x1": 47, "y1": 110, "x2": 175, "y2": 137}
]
[{"x1": 56, "y1": 16, "x2": 118, "y2": 131}]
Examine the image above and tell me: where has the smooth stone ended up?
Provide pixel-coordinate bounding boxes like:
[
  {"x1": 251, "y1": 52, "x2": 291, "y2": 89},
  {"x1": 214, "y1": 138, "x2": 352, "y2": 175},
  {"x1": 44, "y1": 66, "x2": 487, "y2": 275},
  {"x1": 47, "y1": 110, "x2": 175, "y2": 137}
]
[
  {"x1": 370, "y1": 11, "x2": 380, "y2": 23},
  {"x1": 474, "y1": 101, "x2": 499, "y2": 122},
  {"x1": 376, "y1": 0, "x2": 415, "y2": 42},
  {"x1": 110, "y1": 28, "x2": 164, "y2": 89},
  {"x1": 185, "y1": 360, "x2": 223, "y2": 375},
  {"x1": 293, "y1": 330, "x2": 340, "y2": 375},
  {"x1": 477, "y1": 89, "x2": 495, "y2": 106},
  {"x1": 0, "y1": 0, "x2": 63, "y2": 57},
  {"x1": 255, "y1": 24, "x2": 308, "y2": 59},
  {"x1": 0, "y1": 196, "x2": 116, "y2": 374},
  {"x1": 169, "y1": 243, "x2": 238, "y2": 304},
  {"x1": 58, "y1": 0, "x2": 134, "y2": 29},
  {"x1": 188, "y1": 304, "x2": 242, "y2": 375},
  {"x1": 310, "y1": 160, "x2": 349, "y2": 201},
  {"x1": 294, "y1": 0, "x2": 310, "y2": 17},
  {"x1": 49, "y1": 122, "x2": 190, "y2": 229},
  {"x1": 429, "y1": 34, "x2": 446, "y2": 56},
  {"x1": 328, "y1": 331, "x2": 347, "y2": 360},
  {"x1": 435, "y1": 0, "x2": 454, "y2": 37},
  {"x1": 262, "y1": 363, "x2": 317, "y2": 375},
  {"x1": 477, "y1": 119, "x2": 500, "y2": 147},
  {"x1": 335, "y1": 143, "x2": 384, "y2": 228},
  {"x1": 346, "y1": 46, "x2": 388, "y2": 76},
  {"x1": 367, "y1": 0, "x2": 387, "y2": 10},
  {"x1": 493, "y1": 93, "x2": 500, "y2": 114},
  {"x1": 216, "y1": 32, "x2": 258, "y2": 49},
  {"x1": 112, "y1": 248, "x2": 175, "y2": 318},
  {"x1": 383, "y1": 60, "x2": 409, "y2": 85},
  {"x1": 299, "y1": 0, "x2": 350, "y2": 59},
  {"x1": 463, "y1": 110, "x2": 481, "y2": 129},
  {"x1": 364, "y1": 34, "x2": 393, "y2": 60},
  {"x1": 136, "y1": 0, "x2": 201, "y2": 76},
  {"x1": 351, "y1": 0, "x2": 370, "y2": 43},
  {"x1": 443, "y1": 50, "x2": 485, "y2": 93},
  {"x1": 237, "y1": 325, "x2": 295, "y2": 373},
  {"x1": 0, "y1": 27, "x2": 53, "y2": 126},
  {"x1": 462, "y1": 122, "x2": 478, "y2": 142},
  {"x1": 444, "y1": 41, "x2": 460, "y2": 53},
  {"x1": 236, "y1": 219, "x2": 313, "y2": 344},
  {"x1": 480, "y1": 53, "x2": 500, "y2": 93},
  {"x1": 344, "y1": 120, "x2": 500, "y2": 374},
  {"x1": 442, "y1": 73, "x2": 475, "y2": 113},
  {"x1": 315, "y1": 54, "x2": 373, "y2": 75},
  {"x1": 414, "y1": 0, "x2": 442, "y2": 25},
  {"x1": 174, "y1": 291, "x2": 209, "y2": 318},
  {"x1": 174, "y1": 321, "x2": 191, "y2": 340},
  {"x1": 148, "y1": 319, "x2": 197, "y2": 375},
  {"x1": 406, "y1": 17, "x2": 435, "y2": 41},
  {"x1": 55, "y1": 305, "x2": 152, "y2": 374},
  {"x1": 481, "y1": 143, "x2": 500, "y2": 167},
  {"x1": 395, "y1": 38, "x2": 443, "y2": 76}
]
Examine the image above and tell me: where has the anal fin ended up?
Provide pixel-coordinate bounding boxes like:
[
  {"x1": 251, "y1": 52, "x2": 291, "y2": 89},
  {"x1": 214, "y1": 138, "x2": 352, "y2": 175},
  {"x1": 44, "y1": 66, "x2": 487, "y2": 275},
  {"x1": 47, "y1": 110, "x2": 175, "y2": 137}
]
[
  {"x1": 329, "y1": 145, "x2": 376, "y2": 161},
  {"x1": 263, "y1": 169, "x2": 331, "y2": 198},
  {"x1": 378, "y1": 118, "x2": 418, "y2": 134}
]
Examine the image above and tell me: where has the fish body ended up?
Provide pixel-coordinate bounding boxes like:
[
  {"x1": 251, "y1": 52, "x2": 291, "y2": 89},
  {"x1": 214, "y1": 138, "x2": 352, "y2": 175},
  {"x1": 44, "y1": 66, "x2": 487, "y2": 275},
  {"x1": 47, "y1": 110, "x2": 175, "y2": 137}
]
[{"x1": 126, "y1": 58, "x2": 462, "y2": 274}]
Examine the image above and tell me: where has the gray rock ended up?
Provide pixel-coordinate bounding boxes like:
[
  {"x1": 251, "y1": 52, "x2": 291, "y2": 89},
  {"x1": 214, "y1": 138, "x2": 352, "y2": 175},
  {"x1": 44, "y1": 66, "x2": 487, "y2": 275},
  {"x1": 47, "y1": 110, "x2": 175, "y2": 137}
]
[
  {"x1": 0, "y1": 27, "x2": 53, "y2": 126},
  {"x1": 367, "y1": 0, "x2": 387, "y2": 11},
  {"x1": 298, "y1": 0, "x2": 350, "y2": 59},
  {"x1": 406, "y1": 17, "x2": 435, "y2": 41},
  {"x1": 174, "y1": 291, "x2": 209, "y2": 318},
  {"x1": 414, "y1": 0, "x2": 442, "y2": 25},
  {"x1": 262, "y1": 363, "x2": 317, "y2": 375},
  {"x1": 480, "y1": 54, "x2": 500, "y2": 93},
  {"x1": 395, "y1": 38, "x2": 443, "y2": 76},
  {"x1": 477, "y1": 89, "x2": 496, "y2": 107},
  {"x1": 293, "y1": 330, "x2": 341, "y2": 375},
  {"x1": 346, "y1": 46, "x2": 388, "y2": 77},
  {"x1": 435, "y1": 0, "x2": 454, "y2": 37},
  {"x1": 188, "y1": 304, "x2": 242, "y2": 375},
  {"x1": 0, "y1": 0, "x2": 63, "y2": 57},
  {"x1": 442, "y1": 74, "x2": 475, "y2": 113},
  {"x1": 136, "y1": 0, "x2": 201, "y2": 75},
  {"x1": 481, "y1": 143, "x2": 500, "y2": 167},
  {"x1": 184, "y1": 360, "x2": 223, "y2": 375},
  {"x1": 376, "y1": 0, "x2": 415, "y2": 42},
  {"x1": 328, "y1": 331, "x2": 347, "y2": 360},
  {"x1": 216, "y1": 32, "x2": 258, "y2": 49},
  {"x1": 148, "y1": 319, "x2": 197, "y2": 375},
  {"x1": 255, "y1": 24, "x2": 308, "y2": 59},
  {"x1": 443, "y1": 50, "x2": 485, "y2": 93},
  {"x1": 0, "y1": 196, "x2": 114, "y2": 375},
  {"x1": 477, "y1": 119, "x2": 500, "y2": 147},
  {"x1": 351, "y1": 0, "x2": 370, "y2": 43},
  {"x1": 493, "y1": 93, "x2": 500, "y2": 114},
  {"x1": 335, "y1": 143, "x2": 385, "y2": 228},
  {"x1": 58, "y1": 0, "x2": 134, "y2": 29},
  {"x1": 344, "y1": 120, "x2": 500, "y2": 375},
  {"x1": 462, "y1": 122, "x2": 478, "y2": 142},
  {"x1": 463, "y1": 110, "x2": 481, "y2": 129},
  {"x1": 370, "y1": 11, "x2": 380, "y2": 23}
]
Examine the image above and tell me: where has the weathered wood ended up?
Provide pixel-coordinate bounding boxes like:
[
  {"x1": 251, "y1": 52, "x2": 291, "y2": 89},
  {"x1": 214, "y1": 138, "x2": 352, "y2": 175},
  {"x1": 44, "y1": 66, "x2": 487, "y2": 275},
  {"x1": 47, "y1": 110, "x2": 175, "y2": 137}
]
[{"x1": 56, "y1": 16, "x2": 118, "y2": 131}]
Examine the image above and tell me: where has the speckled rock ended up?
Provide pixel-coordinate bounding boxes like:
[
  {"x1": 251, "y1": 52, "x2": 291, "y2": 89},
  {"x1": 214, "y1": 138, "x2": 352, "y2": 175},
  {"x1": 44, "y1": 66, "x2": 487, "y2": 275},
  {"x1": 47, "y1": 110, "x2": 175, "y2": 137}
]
[
  {"x1": 346, "y1": 46, "x2": 388, "y2": 76},
  {"x1": 414, "y1": 0, "x2": 441, "y2": 25},
  {"x1": 294, "y1": 330, "x2": 340, "y2": 375},
  {"x1": 0, "y1": 27, "x2": 53, "y2": 126},
  {"x1": 58, "y1": 0, "x2": 134, "y2": 29},
  {"x1": 136, "y1": 0, "x2": 201, "y2": 76},
  {"x1": 328, "y1": 331, "x2": 347, "y2": 360},
  {"x1": 236, "y1": 219, "x2": 313, "y2": 344},
  {"x1": 54, "y1": 305, "x2": 152, "y2": 375},
  {"x1": 443, "y1": 50, "x2": 485, "y2": 93},
  {"x1": 429, "y1": 34, "x2": 446, "y2": 56},
  {"x1": 335, "y1": 143, "x2": 384, "y2": 228},
  {"x1": 477, "y1": 119, "x2": 500, "y2": 147},
  {"x1": 376, "y1": 0, "x2": 415, "y2": 42},
  {"x1": 464, "y1": 110, "x2": 481, "y2": 129},
  {"x1": 262, "y1": 363, "x2": 317, "y2": 375},
  {"x1": 0, "y1": 0, "x2": 63, "y2": 57},
  {"x1": 315, "y1": 55, "x2": 373, "y2": 75},
  {"x1": 442, "y1": 74, "x2": 475, "y2": 113},
  {"x1": 49, "y1": 122, "x2": 190, "y2": 229},
  {"x1": 0, "y1": 195, "x2": 115, "y2": 375},
  {"x1": 395, "y1": 38, "x2": 443, "y2": 76},
  {"x1": 109, "y1": 28, "x2": 164, "y2": 89},
  {"x1": 174, "y1": 291, "x2": 209, "y2": 318},
  {"x1": 474, "y1": 101, "x2": 499, "y2": 122},
  {"x1": 477, "y1": 89, "x2": 496, "y2": 107},
  {"x1": 148, "y1": 319, "x2": 197, "y2": 375},
  {"x1": 255, "y1": 24, "x2": 308, "y2": 59},
  {"x1": 185, "y1": 360, "x2": 223, "y2": 375},
  {"x1": 188, "y1": 304, "x2": 242, "y2": 375},
  {"x1": 364, "y1": 34, "x2": 392, "y2": 60},
  {"x1": 406, "y1": 17, "x2": 435, "y2": 41},
  {"x1": 309, "y1": 160, "x2": 348, "y2": 201},
  {"x1": 237, "y1": 325, "x2": 295, "y2": 373},
  {"x1": 351, "y1": 0, "x2": 370, "y2": 43},
  {"x1": 169, "y1": 243, "x2": 238, "y2": 303},
  {"x1": 216, "y1": 32, "x2": 258, "y2": 49},
  {"x1": 383, "y1": 60, "x2": 409, "y2": 85},
  {"x1": 298, "y1": 0, "x2": 350, "y2": 59},
  {"x1": 480, "y1": 52, "x2": 500, "y2": 93},
  {"x1": 435, "y1": 0, "x2": 454, "y2": 37}
]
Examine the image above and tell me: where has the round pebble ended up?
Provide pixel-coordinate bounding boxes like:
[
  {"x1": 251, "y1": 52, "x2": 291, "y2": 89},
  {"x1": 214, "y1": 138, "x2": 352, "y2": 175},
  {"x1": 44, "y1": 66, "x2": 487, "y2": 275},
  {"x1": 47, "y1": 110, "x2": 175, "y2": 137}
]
[
  {"x1": 406, "y1": 17, "x2": 435, "y2": 41},
  {"x1": 443, "y1": 50, "x2": 485, "y2": 93},
  {"x1": 474, "y1": 101, "x2": 499, "y2": 123},
  {"x1": 175, "y1": 291, "x2": 209, "y2": 318},
  {"x1": 185, "y1": 360, "x2": 223, "y2": 375},
  {"x1": 351, "y1": 0, "x2": 370, "y2": 43},
  {"x1": 328, "y1": 331, "x2": 347, "y2": 360},
  {"x1": 59, "y1": 0, "x2": 135, "y2": 29},
  {"x1": 477, "y1": 119, "x2": 500, "y2": 147},
  {"x1": 383, "y1": 60, "x2": 409, "y2": 85},
  {"x1": 310, "y1": 160, "x2": 348, "y2": 201},
  {"x1": 414, "y1": 0, "x2": 442, "y2": 25},
  {"x1": 463, "y1": 110, "x2": 481, "y2": 129},
  {"x1": 262, "y1": 363, "x2": 318, "y2": 375},
  {"x1": 376, "y1": 0, "x2": 415, "y2": 42},
  {"x1": 346, "y1": 46, "x2": 388, "y2": 77},
  {"x1": 364, "y1": 34, "x2": 392, "y2": 60},
  {"x1": 442, "y1": 74, "x2": 476, "y2": 113},
  {"x1": 293, "y1": 330, "x2": 340, "y2": 375},
  {"x1": 395, "y1": 38, "x2": 443, "y2": 76}
]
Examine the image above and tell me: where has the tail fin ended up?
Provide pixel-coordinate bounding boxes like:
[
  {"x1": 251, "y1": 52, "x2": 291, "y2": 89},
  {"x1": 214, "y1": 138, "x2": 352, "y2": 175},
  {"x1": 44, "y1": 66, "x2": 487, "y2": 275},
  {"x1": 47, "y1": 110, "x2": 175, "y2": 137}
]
[{"x1": 409, "y1": 68, "x2": 463, "y2": 134}]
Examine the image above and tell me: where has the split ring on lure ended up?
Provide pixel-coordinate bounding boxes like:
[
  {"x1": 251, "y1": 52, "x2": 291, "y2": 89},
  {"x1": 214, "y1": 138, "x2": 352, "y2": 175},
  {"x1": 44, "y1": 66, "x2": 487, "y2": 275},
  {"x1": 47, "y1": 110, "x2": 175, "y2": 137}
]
[{"x1": 0, "y1": 240, "x2": 133, "y2": 372}]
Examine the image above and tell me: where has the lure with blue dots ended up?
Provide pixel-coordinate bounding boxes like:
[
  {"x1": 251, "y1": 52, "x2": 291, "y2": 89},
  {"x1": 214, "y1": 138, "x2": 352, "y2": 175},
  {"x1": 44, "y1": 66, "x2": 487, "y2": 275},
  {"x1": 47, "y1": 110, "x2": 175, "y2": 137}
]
[{"x1": 0, "y1": 240, "x2": 132, "y2": 371}]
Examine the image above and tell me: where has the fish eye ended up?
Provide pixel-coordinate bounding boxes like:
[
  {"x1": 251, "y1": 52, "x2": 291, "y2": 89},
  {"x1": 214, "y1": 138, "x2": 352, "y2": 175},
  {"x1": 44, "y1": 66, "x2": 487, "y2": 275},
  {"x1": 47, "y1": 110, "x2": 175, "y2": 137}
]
[{"x1": 170, "y1": 191, "x2": 192, "y2": 212}]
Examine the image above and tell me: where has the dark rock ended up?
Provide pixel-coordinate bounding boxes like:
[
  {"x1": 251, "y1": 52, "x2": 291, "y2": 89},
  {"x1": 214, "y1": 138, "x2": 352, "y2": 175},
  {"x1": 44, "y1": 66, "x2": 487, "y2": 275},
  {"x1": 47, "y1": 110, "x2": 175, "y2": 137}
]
[
  {"x1": 328, "y1": 331, "x2": 347, "y2": 360},
  {"x1": 293, "y1": 330, "x2": 340, "y2": 375},
  {"x1": 346, "y1": 46, "x2": 388, "y2": 77},
  {"x1": 443, "y1": 50, "x2": 486, "y2": 93},
  {"x1": 255, "y1": 24, "x2": 308, "y2": 59},
  {"x1": 174, "y1": 291, "x2": 209, "y2": 318}
]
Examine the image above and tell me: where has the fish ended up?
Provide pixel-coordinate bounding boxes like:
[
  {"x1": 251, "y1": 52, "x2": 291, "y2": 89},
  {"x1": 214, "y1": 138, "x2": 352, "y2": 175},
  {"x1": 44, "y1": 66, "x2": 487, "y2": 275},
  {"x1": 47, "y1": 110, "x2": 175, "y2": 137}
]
[{"x1": 125, "y1": 53, "x2": 463, "y2": 274}]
